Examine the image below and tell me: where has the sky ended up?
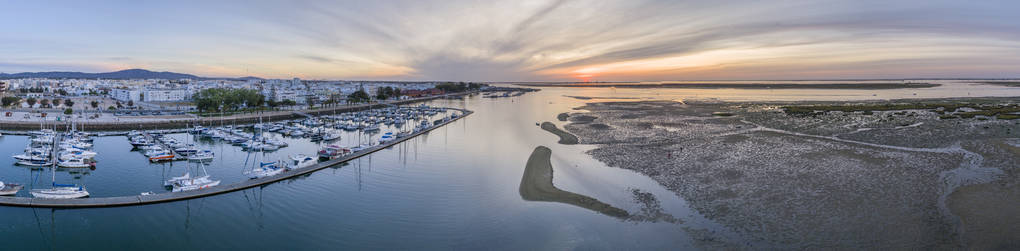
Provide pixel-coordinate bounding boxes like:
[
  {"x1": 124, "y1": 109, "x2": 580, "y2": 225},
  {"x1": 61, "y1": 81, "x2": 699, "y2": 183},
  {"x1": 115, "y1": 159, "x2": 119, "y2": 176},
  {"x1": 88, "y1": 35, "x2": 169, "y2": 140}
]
[{"x1": 1, "y1": 0, "x2": 1019, "y2": 81}]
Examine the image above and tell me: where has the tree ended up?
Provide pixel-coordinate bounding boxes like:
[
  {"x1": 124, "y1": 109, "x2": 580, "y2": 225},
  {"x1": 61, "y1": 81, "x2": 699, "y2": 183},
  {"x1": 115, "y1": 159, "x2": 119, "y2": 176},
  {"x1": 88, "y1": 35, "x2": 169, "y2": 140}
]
[
  {"x1": 1, "y1": 96, "x2": 21, "y2": 107},
  {"x1": 435, "y1": 82, "x2": 483, "y2": 93},
  {"x1": 40, "y1": 99, "x2": 50, "y2": 108},
  {"x1": 193, "y1": 88, "x2": 265, "y2": 112},
  {"x1": 116, "y1": 101, "x2": 123, "y2": 109},
  {"x1": 52, "y1": 98, "x2": 63, "y2": 107},
  {"x1": 63, "y1": 108, "x2": 73, "y2": 115},
  {"x1": 64, "y1": 100, "x2": 75, "y2": 108},
  {"x1": 26, "y1": 97, "x2": 37, "y2": 107},
  {"x1": 107, "y1": 106, "x2": 117, "y2": 110},
  {"x1": 90, "y1": 100, "x2": 99, "y2": 109},
  {"x1": 57, "y1": 89, "x2": 68, "y2": 96},
  {"x1": 347, "y1": 90, "x2": 370, "y2": 103},
  {"x1": 127, "y1": 100, "x2": 134, "y2": 107}
]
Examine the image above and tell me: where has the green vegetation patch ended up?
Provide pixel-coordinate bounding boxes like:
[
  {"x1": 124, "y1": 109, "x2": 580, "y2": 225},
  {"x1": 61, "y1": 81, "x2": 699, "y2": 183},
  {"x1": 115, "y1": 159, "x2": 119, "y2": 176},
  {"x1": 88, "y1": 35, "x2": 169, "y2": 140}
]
[{"x1": 783, "y1": 103, "x2": 1019, "y2": 118}]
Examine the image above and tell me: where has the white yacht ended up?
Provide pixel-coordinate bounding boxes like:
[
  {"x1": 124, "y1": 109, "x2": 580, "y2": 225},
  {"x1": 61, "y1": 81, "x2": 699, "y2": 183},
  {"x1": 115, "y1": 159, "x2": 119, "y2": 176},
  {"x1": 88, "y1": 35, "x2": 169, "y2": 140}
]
[{"x1": 289, "y1": 154, "x2": 316, "y2": 170}]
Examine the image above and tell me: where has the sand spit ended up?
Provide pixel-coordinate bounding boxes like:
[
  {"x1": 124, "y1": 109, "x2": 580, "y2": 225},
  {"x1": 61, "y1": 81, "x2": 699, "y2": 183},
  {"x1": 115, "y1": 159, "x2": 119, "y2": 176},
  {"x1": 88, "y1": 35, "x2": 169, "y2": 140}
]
[
  {"x1": 519, "y1": 146, "x2": 628, "y2": 218},
  {"x1": 562, "y1": 99, "x2": 1020, "y2": 249},
  {"x1": 540, "y1": 122, "x2": 578, "y2": 144},
  {"x1": 557, "y1": 113, "x2": 569, "y2": 121}
]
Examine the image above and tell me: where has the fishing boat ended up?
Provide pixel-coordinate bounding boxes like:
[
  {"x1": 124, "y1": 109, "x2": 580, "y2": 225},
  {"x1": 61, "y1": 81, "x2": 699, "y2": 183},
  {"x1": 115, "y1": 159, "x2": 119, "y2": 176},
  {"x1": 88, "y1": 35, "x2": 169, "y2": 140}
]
[
  {"x1": 289, "y1": 154, "x2": 316, "y2": 170},
  {"x1": 0, "y1": 181, "x2": 23, "y2": 196},
  {"x1": 318, "y1": 145, "x2": 351, "y2": 159}
]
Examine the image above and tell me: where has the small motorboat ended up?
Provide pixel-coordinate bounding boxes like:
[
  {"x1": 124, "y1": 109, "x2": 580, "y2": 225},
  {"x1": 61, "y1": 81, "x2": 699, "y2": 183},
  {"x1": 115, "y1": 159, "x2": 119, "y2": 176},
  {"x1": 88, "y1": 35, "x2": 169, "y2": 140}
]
[
  {"x1": 0, "y1": 181, "x2": 24, "y2": 196},
  {"x1": 149, "y1": 154, "x2": 175, "y2": 162},
  {"x1": 246, "y1": 161, "x2": 285, "y2": 179},
  {"x1": 58, "y1": 158, "x2": 93, "y2": 168},
  {"x1": 187, "y1": 150, "x2": 215, "y2": 161}
]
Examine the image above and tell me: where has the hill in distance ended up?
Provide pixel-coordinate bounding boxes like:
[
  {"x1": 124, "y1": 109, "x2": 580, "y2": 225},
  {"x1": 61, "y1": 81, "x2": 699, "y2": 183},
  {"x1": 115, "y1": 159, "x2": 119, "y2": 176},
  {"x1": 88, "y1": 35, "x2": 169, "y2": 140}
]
[{"x1": 0, "y1": 69, "x2": 261, "y2": 80}]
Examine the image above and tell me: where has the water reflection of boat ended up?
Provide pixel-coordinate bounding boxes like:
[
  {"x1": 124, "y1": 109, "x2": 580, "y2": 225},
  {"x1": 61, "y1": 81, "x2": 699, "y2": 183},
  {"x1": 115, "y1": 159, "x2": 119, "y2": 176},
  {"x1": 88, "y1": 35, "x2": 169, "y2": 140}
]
[{"x1": 16, "y1": 160, "x2": 53, "y2": 167}]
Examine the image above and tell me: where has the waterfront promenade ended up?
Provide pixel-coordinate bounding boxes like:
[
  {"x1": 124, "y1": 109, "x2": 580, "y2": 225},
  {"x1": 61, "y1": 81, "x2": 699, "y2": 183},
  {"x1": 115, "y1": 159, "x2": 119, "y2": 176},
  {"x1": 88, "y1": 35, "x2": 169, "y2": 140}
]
[{"x1": 0, "y1": 92, "x2": 475, "y2": 131}]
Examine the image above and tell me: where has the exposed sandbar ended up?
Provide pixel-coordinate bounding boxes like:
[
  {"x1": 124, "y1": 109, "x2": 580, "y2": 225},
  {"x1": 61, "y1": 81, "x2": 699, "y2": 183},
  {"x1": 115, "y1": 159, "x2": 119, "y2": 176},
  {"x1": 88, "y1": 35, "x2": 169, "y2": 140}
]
[
  {"x1": 540, "y1": 122, "x2": 578, "y2": 144},
  {"x1": 519, "y1": 146, "x2": 628, "y2": 218}
]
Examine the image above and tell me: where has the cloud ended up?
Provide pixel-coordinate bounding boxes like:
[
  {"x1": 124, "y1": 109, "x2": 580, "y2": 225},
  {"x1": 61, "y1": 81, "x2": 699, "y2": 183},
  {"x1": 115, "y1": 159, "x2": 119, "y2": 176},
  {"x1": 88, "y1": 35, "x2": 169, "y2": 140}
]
[{"x1": 1, "y1": 0, "x2": 1019, "y2": 80}]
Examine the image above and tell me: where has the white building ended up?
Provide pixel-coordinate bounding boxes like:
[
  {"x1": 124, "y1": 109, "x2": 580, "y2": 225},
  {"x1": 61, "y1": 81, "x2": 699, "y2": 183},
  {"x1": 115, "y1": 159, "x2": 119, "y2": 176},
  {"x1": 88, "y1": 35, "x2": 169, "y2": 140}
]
[
  {"x1": 112, "y1": 89, "x2": 141, "y2": 102},
  {"x1": 143, "y1": 89, "x2": 190, "y2": 102}
]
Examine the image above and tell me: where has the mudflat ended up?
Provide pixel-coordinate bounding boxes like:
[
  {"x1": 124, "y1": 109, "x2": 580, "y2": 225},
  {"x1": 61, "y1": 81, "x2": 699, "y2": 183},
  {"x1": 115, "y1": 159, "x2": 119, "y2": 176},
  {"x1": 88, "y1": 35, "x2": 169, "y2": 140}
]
[{"x1": 561, "y1": 98, "x2": 1019, "y2": 249}]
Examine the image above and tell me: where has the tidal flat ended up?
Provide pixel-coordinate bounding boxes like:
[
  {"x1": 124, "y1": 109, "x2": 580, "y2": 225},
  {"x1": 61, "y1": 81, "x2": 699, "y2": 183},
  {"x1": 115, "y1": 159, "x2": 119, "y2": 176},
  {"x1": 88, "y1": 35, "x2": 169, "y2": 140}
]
[{"x1": 561, "y1": 98, "x2": 1019, "y2": 249}]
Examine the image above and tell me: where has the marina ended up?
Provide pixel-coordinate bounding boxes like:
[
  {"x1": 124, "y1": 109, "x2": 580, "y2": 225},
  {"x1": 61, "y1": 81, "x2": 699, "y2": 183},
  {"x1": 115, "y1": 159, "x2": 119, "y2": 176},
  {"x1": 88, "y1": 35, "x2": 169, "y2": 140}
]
[{"x1": 0, "y1": 105, "x2": 471, "y2": 207}]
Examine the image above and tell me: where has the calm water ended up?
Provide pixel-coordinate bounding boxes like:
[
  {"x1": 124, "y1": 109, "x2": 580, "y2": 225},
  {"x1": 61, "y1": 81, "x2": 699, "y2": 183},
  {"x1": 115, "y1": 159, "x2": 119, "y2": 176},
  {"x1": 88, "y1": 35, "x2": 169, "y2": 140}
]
[{"x1": 0, "y1": 83, "x2": 1016, "y2": 249}]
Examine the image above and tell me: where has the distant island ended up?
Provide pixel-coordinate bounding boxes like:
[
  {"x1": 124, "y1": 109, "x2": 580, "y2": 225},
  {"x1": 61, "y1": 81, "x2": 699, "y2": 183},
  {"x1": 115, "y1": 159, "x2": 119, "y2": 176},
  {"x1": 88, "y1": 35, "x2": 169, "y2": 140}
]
[{"x1": 518, "y1": 82, "x2": 941, "y2": 89}]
